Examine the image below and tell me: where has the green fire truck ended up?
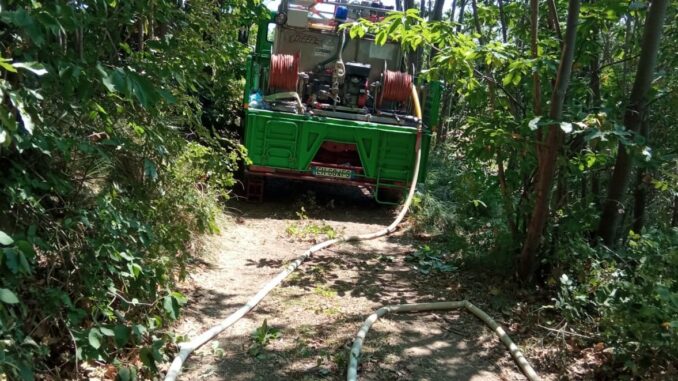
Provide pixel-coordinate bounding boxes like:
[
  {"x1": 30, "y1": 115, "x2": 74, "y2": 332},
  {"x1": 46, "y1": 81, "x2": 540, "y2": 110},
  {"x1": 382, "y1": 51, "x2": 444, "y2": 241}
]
[{"x1": 242, "y1": 0, "x2": 441, "y2": 203}]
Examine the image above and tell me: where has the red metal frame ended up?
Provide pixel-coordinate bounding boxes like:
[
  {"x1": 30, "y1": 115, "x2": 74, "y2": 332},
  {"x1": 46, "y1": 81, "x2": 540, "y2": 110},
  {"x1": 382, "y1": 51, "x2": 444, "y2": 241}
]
[{"x1": 247, "y1": 165, "x2": 406, "y2": 190}]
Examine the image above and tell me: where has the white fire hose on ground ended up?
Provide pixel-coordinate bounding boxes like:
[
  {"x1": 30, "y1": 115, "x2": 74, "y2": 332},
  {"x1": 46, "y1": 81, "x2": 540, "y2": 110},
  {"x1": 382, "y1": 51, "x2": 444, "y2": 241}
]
[
  {"x1": 347, "y1": 301, "x2": 540, "y2": 381},
  {"x1": 164, "y1": 85, "x2": 539, "y2": 381}
]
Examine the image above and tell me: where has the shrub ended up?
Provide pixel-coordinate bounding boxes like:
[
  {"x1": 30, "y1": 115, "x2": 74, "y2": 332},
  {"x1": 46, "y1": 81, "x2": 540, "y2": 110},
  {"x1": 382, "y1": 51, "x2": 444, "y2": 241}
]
[{"x1": 554, "y1": 230, "x2": 678, "y2": 375}]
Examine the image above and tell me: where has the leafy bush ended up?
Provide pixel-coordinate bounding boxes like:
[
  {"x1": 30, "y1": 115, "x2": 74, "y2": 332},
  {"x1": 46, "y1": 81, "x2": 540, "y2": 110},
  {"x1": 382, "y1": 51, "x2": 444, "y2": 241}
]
[
  {"x1": 0, "y1": 0, "x2": 263, "y2": 378},
  {"x1": 405, "y1": 245, "x2": 457, "y2": 274},
  {"x1": 554, "y1": 230, "x2": 678, "y2": 375},
  {"x1": 412, "y1": 141, "x2": 516, "y2": 269}
]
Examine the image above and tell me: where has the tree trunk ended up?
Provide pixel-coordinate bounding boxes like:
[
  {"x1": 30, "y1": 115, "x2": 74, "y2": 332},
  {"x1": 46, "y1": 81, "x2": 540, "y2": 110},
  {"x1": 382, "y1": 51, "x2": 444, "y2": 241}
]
[
  {"x1": 413, "y1": 0, "x2": 428, "y2": 71},
  {"x1": 631, "y1": 119, "x2": 651, "y2": 233},
  {"x1": 429, "y1": 0, "x2": 446, "y2": 64},
  {"x1": 588, "y1": 2, "x2": 602, "y2": 206},
  {"x1": 457, "y1": 0, "x2": 467, "y2": 33},
  {"x1": 404, "y1": 0, "x2": 415, "y2": 12},
  {"x1": 530, "y1": 0, "x2": 543, "y2": 161},
  {"x1": 597, "y1": 0, "x2": 668, "y2": 246},
  {"x1": 450, "y1": 0, "x2": 458, "y2": 21},
  {"x1": 546, "y1": 0, "x2": 562, "y2": 42},
  {"x1": 404, "y1": 0, "x2": 417, "y2": 70},
  {"x1": 498, "y1": 0, "x2": 508, "y2": 43},
  {"x1": 396, "y1": 0, "x2": 403, "y2": 11},
  {"x1": 432, "y1": 0, "x2": 445, "y2": 22},
  {"x1": 519, "y1": 0, "x2": 580, "y2": 281},
  {"x1": 470, "y1": 0, "x2": 482, "y2": 41}
]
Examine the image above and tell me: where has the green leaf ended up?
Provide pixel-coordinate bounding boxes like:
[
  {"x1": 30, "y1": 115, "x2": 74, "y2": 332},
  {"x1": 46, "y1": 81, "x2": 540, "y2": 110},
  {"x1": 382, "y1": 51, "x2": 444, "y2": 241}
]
[
  {"x1": 171, "y1": 291, "x2": 188, "y2": 305},
  {"x1": 100, "y1": 327, "x2": 115, "y2": 337},
  {"x1": 0, "y1": 129, "x2": 9, "y2": 145},
  {"x1": 129, "y1": 72, "x2": 160, "y2": 108},
  {"x1": 117, "y1": 367, "x2": 137, "y2": 381},
  {"x1": 13, "y1": 62, "x2": 48, "y2": 76},
  {"x1": 528, "y1": 116, "x2": 541, "y2": 130},
  {"x1": 375, "y1": 31, "x2": 387, "y2": 46},
  {"x1": 3, "y1": 248, "x2": 20, "y2": 273},
  {"x1": 114, "y1": 325, "x2": 131, "y2": 347},
  {"x1": 502, "y1": 72, "x2": 513, "y2": 86},
  {"x1": 9, "y1": 93, "x2": 34, "y2": 134},
  {"x1": 88, "y1": 328, "x2": 103, "y2": 349},
  {"x1": 349, "y1": 27, "x2": 358, "y2": 39},
  {"x1": 0, "y1": 57, "x2": 17, "y2": 73},
  {"x1": 0, "y1": 288, "x2": 20, "y2": 304},
  {"x1": 512, "y1": 73, "x2": 522, "y2": 86},
  {"x1": 387, "y1": 17, "x2": 402, "y2": 34},
  {"x1": 0, "y1": 230, "x2": 13, "y2": 245},
  {"x1": 163, "y1": 295, "x2": 179, "y2": 319}
]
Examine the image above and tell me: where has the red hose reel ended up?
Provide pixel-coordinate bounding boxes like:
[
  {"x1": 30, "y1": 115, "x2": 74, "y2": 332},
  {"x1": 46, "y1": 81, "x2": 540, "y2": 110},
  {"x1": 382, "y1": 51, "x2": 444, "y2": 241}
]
[
  {"x1": 269, "y1": 53, "x2": 300, "y2": 92},
  {"x1": 379, "y1": 70, "x2": 412, "y2": 105}
]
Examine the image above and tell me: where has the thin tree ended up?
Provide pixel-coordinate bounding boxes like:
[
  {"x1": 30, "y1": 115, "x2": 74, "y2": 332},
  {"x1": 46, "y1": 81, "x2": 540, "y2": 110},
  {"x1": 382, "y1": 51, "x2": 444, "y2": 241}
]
[
  {"x1": 456, "y1": 0, "x2": 467, "y2": 33},
  {"x1": 530, "y1": 0, "x2": 543, "y2": 161},
  {"x1": 597, "y1": 0, "x2": 669, "y2": 245},
  {"x1": 450, "y1": 0, "x2": 457, "y2": 21},
  {"x1": 498, "y1": 0, "x2": 508, "y2": 43},
  {"x1": 519, "y1": 0, "x2": 581, "y2": 280},
  {"x1": 432, "y1": 0, "x2": 445, "y2": 21}
]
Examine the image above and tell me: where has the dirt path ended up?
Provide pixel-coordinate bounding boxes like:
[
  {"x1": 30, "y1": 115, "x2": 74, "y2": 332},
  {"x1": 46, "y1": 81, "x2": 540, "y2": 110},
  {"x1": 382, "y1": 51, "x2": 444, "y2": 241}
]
[{"x1": 171, "y1": 182, "x2": 534, "y2": 381}]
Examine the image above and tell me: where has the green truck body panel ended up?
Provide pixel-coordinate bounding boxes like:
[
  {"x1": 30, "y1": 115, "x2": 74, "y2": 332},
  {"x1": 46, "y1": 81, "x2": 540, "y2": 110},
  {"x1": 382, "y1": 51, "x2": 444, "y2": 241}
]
[{"x1": 244, "y1": 109, "x2": 432, "y2": 184}]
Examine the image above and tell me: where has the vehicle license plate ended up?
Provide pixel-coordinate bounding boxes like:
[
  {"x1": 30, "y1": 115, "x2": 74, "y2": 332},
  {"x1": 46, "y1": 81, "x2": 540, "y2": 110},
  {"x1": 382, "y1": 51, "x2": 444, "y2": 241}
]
[{"x1": 312, "y1": 166, "x2": 352, "y2": 179}]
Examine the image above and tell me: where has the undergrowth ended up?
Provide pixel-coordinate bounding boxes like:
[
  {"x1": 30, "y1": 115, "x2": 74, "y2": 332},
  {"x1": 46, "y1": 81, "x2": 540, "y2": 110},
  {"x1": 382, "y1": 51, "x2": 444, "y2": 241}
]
[
  {"x1": 286, "y1": 207, "x2": 338, "y2": 241},
  {"x1": 0, "y1": 1, "x2": 263, "y2": 378},
  {"x1": 412, "y1": 142, "x2": 678, "y2": 377}
]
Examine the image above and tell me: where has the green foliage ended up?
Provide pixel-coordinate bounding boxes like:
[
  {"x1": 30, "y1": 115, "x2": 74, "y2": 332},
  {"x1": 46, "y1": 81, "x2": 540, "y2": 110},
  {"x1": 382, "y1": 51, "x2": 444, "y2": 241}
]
[
  {"x1": 286, "y1": 207, "x2": 338, "y2": 241},
  {"x1": 412, "y1": 141, "x2": 515, "y2": 267},
  {"x1": 405, "y1": 245, "x2": 457, "y2": 275},
  {"x1": 248, "y1": 319, "x2": 281, "y2": 358},
  {"x1": 0, "y1": 0, "x2": 265, "y2": 378},
  {"x1": 372, "y1": 2, "x2": 677, "y2": 377},
  {"x1": 554, "y1": 230, "x2": 678, "y2": 375}
]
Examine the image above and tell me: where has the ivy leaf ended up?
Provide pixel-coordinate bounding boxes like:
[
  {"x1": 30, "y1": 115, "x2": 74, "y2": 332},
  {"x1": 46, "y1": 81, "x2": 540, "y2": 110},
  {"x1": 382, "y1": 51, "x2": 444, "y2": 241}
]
[
  {"x1": 0, "y1": 288, "x2": 20, "y2": 304},
  {"x1": 13, "y1": 62, "x2": 48, "y2": 76},
  {"x1": 0, "y1": 230, "x2": 13, "y2": 246}
]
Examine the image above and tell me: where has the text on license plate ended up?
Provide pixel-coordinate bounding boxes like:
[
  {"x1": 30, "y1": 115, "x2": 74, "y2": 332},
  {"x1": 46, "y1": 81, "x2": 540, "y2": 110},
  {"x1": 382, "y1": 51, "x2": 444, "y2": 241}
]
[{"x1": 312, "y1": 166, "x2": 353, "y2": 179}]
